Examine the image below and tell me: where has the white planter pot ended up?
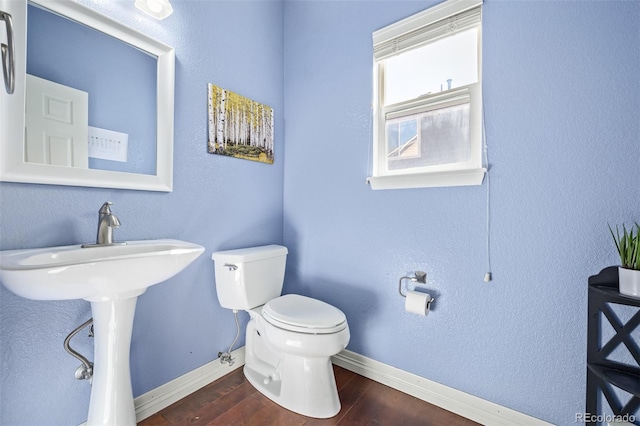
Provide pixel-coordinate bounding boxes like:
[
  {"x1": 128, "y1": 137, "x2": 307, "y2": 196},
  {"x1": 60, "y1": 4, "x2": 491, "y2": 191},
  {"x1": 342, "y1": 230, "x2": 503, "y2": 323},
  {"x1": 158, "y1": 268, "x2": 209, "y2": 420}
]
[{"x1": 618, "y1": 267, "x2": 640, "y2": 298}]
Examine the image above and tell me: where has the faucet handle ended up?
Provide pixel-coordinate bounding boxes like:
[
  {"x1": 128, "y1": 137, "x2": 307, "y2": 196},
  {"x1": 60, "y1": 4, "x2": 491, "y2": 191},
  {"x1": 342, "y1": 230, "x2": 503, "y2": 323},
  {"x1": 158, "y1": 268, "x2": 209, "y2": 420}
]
[{"x1": 99, "y1": 201, "x2": 114, "y2": 215}]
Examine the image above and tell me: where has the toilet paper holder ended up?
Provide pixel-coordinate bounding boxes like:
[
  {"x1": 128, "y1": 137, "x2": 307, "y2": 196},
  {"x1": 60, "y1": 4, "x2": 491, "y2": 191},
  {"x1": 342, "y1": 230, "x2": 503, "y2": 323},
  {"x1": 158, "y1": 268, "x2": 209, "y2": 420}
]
[{"x1": 398, "y1": 271, "x2": 434, "y2": 307}]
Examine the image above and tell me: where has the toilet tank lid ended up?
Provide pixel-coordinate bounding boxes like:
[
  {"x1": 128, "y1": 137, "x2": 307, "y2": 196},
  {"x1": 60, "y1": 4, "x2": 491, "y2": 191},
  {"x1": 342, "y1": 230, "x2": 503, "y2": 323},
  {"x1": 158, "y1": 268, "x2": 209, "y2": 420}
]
[{"x1": 211, "y1": 245, "x2": 288, "y2": 263}]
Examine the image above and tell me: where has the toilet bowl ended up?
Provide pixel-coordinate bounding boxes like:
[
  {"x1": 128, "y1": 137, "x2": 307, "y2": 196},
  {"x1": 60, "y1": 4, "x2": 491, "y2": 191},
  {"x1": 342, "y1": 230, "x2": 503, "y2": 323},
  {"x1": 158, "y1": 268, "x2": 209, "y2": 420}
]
[{"x1": 211, "y1": 245, "x2": 350, "y2": 418}]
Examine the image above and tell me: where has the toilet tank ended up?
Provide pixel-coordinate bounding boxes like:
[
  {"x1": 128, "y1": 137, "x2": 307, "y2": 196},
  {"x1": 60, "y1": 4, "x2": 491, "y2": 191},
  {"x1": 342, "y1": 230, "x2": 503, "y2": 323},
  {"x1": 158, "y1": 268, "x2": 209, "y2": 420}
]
[{"x1": 211, "y1": 245, "x2": 288, "y2": 310}]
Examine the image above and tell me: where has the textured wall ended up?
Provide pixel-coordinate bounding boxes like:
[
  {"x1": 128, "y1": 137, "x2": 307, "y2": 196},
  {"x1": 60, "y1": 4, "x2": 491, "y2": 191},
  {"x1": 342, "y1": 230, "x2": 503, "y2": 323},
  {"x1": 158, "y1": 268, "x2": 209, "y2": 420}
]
[
  {"x1": 282, "y1": 1, "x2": 640, "y2": 425},
  {"x1": 0, "y1": 1, "x2": 284, "y2": 424},
  {"x1": 2, "y1": 1, "x2": 639, "y2": 425}
]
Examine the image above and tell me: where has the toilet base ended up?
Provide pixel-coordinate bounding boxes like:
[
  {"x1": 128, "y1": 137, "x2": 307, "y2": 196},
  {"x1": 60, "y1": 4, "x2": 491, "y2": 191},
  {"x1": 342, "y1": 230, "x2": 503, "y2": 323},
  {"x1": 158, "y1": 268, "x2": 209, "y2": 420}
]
[
  {"x1": 244, "y1": 355, "x2": 340, "y2": 419},
  {"x1": 243, "y1": 319, "x2": 342, "y2": 418}
]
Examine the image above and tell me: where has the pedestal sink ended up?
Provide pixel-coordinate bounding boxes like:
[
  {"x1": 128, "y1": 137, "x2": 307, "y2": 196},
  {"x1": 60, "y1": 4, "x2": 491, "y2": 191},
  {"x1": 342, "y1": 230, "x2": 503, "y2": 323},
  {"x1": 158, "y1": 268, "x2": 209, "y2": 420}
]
[{"x1": 0, "y1": 239, "x2": 205, "y2": 426}]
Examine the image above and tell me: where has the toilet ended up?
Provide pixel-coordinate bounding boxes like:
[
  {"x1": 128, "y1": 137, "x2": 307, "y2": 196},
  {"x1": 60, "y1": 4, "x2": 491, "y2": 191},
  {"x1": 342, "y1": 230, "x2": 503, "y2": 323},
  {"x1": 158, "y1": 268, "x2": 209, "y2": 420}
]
[{"x1": 211, "y1": 245, "x2": 350, "y2": 419}]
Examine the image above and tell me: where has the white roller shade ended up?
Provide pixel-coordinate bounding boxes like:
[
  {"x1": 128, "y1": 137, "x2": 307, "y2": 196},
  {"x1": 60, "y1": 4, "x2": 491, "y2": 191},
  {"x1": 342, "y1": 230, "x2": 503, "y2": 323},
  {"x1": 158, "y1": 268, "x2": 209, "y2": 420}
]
[{"x1": 373, "y1": 0, "x2": 482, "y2": 61}]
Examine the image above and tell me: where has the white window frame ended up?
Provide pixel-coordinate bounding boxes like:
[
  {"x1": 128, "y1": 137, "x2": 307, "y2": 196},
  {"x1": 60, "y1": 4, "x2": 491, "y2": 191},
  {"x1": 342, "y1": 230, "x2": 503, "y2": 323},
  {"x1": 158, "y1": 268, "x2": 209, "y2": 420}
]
[{"x1": 367, "y1": 0, "x2": 485, "y2": 190}]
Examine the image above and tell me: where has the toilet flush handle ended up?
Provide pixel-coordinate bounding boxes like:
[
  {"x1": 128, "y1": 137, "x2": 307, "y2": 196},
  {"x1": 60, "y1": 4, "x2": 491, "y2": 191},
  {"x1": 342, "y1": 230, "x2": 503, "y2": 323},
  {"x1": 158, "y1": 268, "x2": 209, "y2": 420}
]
[{"x1": 224, "y1": 263, "x2": 238, "y2": 271}]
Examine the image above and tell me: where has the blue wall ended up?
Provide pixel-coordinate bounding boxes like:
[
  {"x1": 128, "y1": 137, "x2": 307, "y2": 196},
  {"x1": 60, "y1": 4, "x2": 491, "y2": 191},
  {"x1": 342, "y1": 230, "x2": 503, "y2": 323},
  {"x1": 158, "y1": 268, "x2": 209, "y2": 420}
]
[
  {"x1": 282, "y1": 0, "x2": 639, "y2": 425},
  {"x1": 1, "y1": 1, "x2": 639, "y2": 425},
  {"x1": 0, "y1": 1, "x2": 284, "y2": 424}
]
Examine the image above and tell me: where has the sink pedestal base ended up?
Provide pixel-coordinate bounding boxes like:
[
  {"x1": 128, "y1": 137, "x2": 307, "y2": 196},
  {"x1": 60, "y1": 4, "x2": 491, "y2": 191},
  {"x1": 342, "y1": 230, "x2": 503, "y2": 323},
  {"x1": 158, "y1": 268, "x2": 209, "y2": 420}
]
[{"x1": 87, "y1": 297, "x2": 139, "y2": 426}]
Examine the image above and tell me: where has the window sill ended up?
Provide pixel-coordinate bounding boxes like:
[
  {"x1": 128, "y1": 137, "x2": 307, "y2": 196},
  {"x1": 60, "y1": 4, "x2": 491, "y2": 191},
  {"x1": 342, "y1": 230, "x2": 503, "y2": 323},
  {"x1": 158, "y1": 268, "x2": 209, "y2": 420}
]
[{"x1": 366, "y1": 168, "x2": 486, "y2": 190}]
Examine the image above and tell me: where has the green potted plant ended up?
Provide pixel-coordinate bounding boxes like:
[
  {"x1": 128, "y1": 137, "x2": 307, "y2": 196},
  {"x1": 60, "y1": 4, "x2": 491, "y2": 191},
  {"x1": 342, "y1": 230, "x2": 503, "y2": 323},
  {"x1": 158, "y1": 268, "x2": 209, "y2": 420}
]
[{"x1": 609, "y1": 223, "x2": 640, "y2": 298}]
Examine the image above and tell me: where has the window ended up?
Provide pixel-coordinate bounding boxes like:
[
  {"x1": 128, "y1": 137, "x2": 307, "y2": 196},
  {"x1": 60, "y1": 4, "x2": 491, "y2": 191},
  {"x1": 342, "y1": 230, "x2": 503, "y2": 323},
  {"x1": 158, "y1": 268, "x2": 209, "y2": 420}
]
[{"x1": 367, "y1": 0, "x2": 485, "y2": 190}]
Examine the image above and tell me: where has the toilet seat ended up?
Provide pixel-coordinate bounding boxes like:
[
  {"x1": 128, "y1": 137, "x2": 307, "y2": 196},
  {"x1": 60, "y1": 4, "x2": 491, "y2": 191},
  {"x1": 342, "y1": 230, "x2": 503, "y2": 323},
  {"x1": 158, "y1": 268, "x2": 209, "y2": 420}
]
[{"x1": 262, "y1": 294, "x2": 347, "y2": 334}]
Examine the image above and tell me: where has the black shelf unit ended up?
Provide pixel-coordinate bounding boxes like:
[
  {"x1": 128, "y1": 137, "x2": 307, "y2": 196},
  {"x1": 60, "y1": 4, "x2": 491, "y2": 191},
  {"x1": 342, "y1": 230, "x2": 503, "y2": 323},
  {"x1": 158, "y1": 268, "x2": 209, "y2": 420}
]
[{"x1": 587, "y1": 266, "x2": 640, "y2": 425}]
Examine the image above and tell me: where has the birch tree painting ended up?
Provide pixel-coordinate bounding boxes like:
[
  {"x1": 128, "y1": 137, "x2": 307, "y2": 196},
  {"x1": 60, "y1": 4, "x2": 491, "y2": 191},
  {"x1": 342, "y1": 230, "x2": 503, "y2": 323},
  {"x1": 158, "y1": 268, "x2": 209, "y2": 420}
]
[{"x1": 207, "y1": 83, "x2": 274, "y2": 164}]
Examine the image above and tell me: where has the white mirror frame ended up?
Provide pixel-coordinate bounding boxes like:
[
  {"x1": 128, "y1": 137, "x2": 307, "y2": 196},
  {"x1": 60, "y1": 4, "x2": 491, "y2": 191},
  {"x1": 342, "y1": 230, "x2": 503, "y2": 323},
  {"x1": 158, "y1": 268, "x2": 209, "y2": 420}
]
[{"x1": 0, "y1": 0, "x2": 175, "y2": 192}]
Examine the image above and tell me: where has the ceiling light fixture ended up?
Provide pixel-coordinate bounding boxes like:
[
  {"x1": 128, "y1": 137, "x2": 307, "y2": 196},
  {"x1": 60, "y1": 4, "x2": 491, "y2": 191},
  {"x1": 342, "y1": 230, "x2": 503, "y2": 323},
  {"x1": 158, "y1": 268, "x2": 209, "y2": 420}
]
[{"x1": 134, "y1": 0, "x2": 173, "y2": 20}]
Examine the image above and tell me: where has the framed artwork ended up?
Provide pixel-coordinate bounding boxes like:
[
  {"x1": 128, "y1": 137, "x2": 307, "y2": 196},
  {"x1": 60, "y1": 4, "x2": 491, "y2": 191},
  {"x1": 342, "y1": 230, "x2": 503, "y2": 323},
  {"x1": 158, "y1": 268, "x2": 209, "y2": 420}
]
[{"x1": 207, "y1": 83, "x2": 274, "y2": 164}]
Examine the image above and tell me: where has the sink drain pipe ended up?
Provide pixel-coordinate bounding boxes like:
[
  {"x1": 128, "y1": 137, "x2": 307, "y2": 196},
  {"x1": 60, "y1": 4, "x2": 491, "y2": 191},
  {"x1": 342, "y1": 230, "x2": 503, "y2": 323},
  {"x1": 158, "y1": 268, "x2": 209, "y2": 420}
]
[{"x1": 64, "y1": 317, "x2": 94, "y2": 382}]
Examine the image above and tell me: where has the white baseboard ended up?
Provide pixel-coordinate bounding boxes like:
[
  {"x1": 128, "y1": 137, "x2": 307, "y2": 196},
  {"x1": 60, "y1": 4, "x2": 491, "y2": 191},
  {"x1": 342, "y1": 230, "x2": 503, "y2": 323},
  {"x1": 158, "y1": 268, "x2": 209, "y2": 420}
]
[
  {"x1": 131, "y1": 346, "x2": 549, "y2": 426},
  {"x1": 332, "y1": 349, "x2": 551, "y2": 426},
  {"x1": 134, "y1": 347, "x2": 245, "y2": 422}
]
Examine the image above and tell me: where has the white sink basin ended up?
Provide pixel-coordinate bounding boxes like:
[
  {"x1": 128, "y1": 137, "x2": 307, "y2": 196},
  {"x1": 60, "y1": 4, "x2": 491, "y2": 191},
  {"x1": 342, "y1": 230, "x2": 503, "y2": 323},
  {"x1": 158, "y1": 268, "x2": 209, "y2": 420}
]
[{"x1": 0, "y1": 239, "x2": 205, "y2": 302}]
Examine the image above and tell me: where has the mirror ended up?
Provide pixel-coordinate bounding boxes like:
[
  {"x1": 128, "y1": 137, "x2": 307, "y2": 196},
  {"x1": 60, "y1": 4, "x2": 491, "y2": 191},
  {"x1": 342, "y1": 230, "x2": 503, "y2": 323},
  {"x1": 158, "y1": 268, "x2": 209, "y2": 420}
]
[
  {"x1": 0, "y1": 0, "x2": 175, "y2": 191},
  {"x1": 27, "y1": 3, "x2": 158, "y2": 175}
]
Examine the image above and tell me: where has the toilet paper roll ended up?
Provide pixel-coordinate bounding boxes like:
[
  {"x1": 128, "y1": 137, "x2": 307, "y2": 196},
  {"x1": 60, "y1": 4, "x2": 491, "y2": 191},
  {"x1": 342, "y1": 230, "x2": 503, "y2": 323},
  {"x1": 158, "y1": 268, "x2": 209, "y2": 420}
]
[{"x1": 405, "y1": 290, "x2": 432, "y2": 316}]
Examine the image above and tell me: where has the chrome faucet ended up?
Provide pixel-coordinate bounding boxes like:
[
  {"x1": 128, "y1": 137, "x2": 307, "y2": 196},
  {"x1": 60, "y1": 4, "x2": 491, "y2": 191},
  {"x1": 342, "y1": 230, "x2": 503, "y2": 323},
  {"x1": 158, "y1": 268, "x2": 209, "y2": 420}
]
[
  {"x1": 97, "y1": 201, "x2": 120, "y2": 245},
  {"x1": 83, "y1": 202, "x2": 125, "y2": 247}
]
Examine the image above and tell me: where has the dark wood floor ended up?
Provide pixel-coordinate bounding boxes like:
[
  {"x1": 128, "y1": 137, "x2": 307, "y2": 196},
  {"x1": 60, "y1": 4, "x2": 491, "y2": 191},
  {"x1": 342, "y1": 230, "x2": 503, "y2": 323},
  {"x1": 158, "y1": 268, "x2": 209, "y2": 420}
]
[{"x1": 140, "y1": 365, "x2": 480, "y2": 425}]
